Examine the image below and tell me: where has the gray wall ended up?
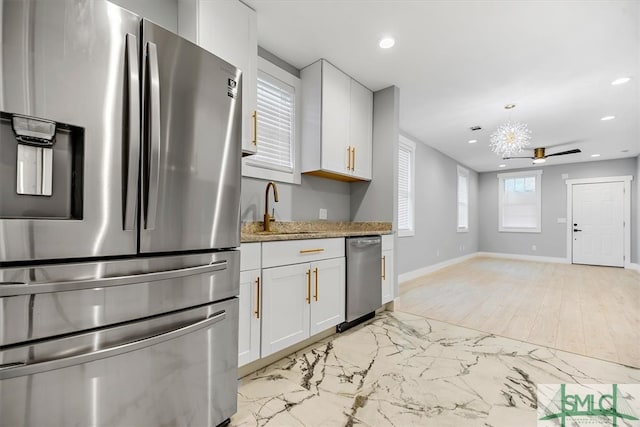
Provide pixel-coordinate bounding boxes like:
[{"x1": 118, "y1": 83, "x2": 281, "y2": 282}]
[
  {"x1": 110, "y1": 0, "x2": 178, "y2": 32},
  {"x1": 241, "y1": 175, "x2": 350, "y2": 222},
  {"x1": 478, "y1": 158, "x2": 638, "y2": 262},
  {"x1": 351, "y1": 86, "x2": 399, "y2": 224},
  {"x1": 396, "y1": 133, "x2": 479, "y2": 276}
]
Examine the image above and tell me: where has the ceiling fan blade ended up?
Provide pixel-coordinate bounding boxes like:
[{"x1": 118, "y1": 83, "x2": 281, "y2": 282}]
[
  {"x1": 545, "y1": 149, "x2": 582, "y2": 157},
  {"x1": 502, "y1": 156, "x2": 534, "y2": 160}
]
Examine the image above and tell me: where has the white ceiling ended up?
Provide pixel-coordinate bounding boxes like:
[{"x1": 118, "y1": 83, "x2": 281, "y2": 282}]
[{"x1": 243, "y1": 0, "x2": 640, "y2": 172}]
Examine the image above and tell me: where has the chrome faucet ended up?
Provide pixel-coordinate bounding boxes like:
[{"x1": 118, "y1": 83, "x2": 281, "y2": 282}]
[{"x1": 263, "y1": 181, "x2": 279, "y2": 232}]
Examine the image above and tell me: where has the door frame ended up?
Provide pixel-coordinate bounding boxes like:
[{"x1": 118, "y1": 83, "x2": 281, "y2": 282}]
[{"x1": 565, "y1": 175, "x2": 633, "y2": 268}]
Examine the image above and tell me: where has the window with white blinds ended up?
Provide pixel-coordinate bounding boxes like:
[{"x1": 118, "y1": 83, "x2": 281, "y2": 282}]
[
  {"x1": 246, "y1": 70, "x2": 295, "y2": 173},
  {"x1": 498, "y1": 170, "x2": 543, "y2": 232},
  {"x1": 398, "y1": 136, "x2": 416, "y2": 237},
  {"x1": 242, "y1": 56, "x2": 301, "y2": 184},
  {"x1": 457, "y1": 166, "x2": 469, "y2": 232}
]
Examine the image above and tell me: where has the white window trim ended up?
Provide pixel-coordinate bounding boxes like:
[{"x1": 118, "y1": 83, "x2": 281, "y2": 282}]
[
  {"x1": 457, "y1": 165, "x2": 469, "y2": 233},
  {"x1": 398, "y1": 135, "x2": 416, "y2": 237},
  {"x1": 565, "y1": 175, "x2": 633, "y2": 268},
  {"x1": 497, "y1": 169, "x2": 543, "y2": 233},
  {"x1": 242, "y1": 56, "x2": 302, "y2": 185}
]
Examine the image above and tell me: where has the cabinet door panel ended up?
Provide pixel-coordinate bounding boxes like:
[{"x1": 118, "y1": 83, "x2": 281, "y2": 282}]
[
  {"x1": 310, "y1": 258, "x2": 345, "y2": 336},
  {"x1": 349, "y1": 79, "x2": 373, "y2": 180},
  {"x1": 239, "y1": 269, "x2": 261, "y2": 366},
  {"x1": 261, "y1": 264, "x2": 311, "y2": 356},
  {"x1": 190, "y1": 0, "x2": 257, "y2": 155},
  {"x1": 321, "y1": 61, "x2": 351, "y2": 175}
]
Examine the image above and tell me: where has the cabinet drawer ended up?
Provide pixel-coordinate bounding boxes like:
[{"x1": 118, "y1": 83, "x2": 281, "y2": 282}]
[
  {"x1": 382, "y1": 234, "x2": 394, "y2": 251},
  {"x1": 262, "y1": 238, "x2": 344, "y2": 268},
  {"x1": 240, "y1": 243, "x2": 261, "y2": 271}
]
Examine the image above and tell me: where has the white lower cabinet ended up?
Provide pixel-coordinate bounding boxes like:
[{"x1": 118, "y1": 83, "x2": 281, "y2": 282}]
[
  {"x1": 261, "y1": 257, "x2": 345, "y2": 357},
  {"x1": 381, "y1": 235, "x2": 395, "y2": 304},
  {"x1": 239, "y1": 243, "x2": 261, "y2": 367},
  {"x1": 238, "y1": 269, "x2": 261, "y2": 366},
  {"x1": 309, "y1": 258, "x2": 346, "y2": 335}
]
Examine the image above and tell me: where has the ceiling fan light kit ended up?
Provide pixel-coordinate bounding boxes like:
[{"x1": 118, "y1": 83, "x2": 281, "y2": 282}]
[{"x1": 489, "y1": 121, "x2": 532, "y2": 157}]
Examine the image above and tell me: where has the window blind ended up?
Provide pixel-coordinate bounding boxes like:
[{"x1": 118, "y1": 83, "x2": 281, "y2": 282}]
[
  {"x1": 246, "y1": 71, "x2": 295, "y2": 173},
  {"x1": 502, "y1": 176, "x2": 537, "y2": 228},
  {"x1": 398, "y1": 142, "x2": 413, "y2": 233},
  {"x1": 497, "y1": 170, "x2": 543, "y2": 232}
]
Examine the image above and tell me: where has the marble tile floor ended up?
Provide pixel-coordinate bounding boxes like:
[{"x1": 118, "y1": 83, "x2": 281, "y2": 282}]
[{"x1": 231, "y1": 311, "x2": 639, "y2": 427}]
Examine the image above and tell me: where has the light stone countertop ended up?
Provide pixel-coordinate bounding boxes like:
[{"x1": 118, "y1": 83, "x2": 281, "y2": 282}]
[{"x1": 241, "y1": 221, "x2": 393, "y2": 243}]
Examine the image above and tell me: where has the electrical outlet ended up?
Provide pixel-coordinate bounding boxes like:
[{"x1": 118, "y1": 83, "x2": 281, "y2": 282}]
[
  {"x1": 436, "y1": 249, "x2": 440, "y2": 257},
  {"x1": 532, "y1": 245, "x2": 537, "y2": 251},
  {"x1": 319, "y1": 208, "x2": 328, "y2": 220}
]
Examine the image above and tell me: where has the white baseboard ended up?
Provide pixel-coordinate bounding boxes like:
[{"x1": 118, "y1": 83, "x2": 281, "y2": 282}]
[
  {"x1": 627, "y1": 263, "x2": 640, "y2": 273},
  {"x1": 476, "y1": 251, "x2": 570, "y2": 264},
  {"x1": 398, "y1": 253, "x2": 476, "y2": 284}
]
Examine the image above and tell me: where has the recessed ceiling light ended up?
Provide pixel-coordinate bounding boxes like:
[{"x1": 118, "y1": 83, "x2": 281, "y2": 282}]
[
  {"x1": 591, "y1": 154, "x2": 601, "y2": 158},
  {"x1": 621, "y1": 149, "x2": 629, "y2": 153},
  {"x1": 601, "y1": 115, "x2": 615, "y2": 121},
  {"x1": 611, "y1": 77, "x2": 631, "y2": 85},
  {"x1": 468, "y1": 139, "x2": 477, "y2": 144},
  {"x1": 498, "y1": 164, "x2": 506, "y2": 168},
  {"x1": 379, "y1": 37, "x2": 395, "y2": 49},
  {"x1": 532, "y1": 158, "x2": 546, "y2": 164},
  {"x1": 504, "y1": 104, "x2": 516, "y2": 109}
]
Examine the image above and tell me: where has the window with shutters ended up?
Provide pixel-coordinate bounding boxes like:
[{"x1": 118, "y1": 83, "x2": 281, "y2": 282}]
[
  {"x1": 398, "y1": 136, "x2": 416, "y2": 237},
  {"x1": 457, "y1": 166, "x2": 469, "y2": 232},
  {"x1": 498, "y1": 170, "x2": 543, "y2": 233},
  {"x1": 243, "y1": 57, "x2": 301, "y2": 184}
]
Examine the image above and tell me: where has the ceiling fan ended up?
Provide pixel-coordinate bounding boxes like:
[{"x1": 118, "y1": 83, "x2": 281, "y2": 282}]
[{"x1": 503, "y1": 147, "x2": 582, "y2": 164}]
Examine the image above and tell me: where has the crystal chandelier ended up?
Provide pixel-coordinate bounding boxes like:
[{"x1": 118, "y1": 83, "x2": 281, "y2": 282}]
[{"x1": 489, "y1": 121, "x2": 532, "y2": 158}]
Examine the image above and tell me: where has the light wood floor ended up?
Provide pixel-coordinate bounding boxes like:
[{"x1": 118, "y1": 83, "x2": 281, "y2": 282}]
[{"x1": 396, "y1": 257, "x2": 640, "y2": 367}]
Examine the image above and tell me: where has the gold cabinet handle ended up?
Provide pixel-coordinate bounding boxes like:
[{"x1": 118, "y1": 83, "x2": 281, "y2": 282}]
[
  {"x1": 306, "y1": 269, "x2": 311, "y2": 304},
  {"x1": 299, "y1": 248, "x2": 325, "y2": 254},
  {"x1": 346, "y1": 146, "x2": 351, "y2": 170},
  {"x1": 254, "y1": 276, "x2": 260, "y2": 318},
  {"x1": 252, "y1": 110, "x2": 257, "y2": 145},
  {"x1": 351, "y1": 147, "x2": 355, "y2": 171},
  {"x1": 382, "y1": 256, "x2": 386, "y2": 280},
  {"x1": 314, "y1": 267, "x2": 319, "y2": 301}
]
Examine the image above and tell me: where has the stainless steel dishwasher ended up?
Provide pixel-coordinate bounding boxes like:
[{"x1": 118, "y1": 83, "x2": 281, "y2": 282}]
[{"x1": 339, "y1": 236, "x2": 382, "y2": 331}]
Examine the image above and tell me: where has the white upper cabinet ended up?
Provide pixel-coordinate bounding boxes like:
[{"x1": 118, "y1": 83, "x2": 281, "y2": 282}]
[
  {"x1": 301, "y1": 59, "x2": 373, "y2": 181},
  {"x1": 178, "y1": 0, "x2": 258, "y2": 155},
  {"x1": 349, "y1": 79, "x2": 373, "y2": 179}
]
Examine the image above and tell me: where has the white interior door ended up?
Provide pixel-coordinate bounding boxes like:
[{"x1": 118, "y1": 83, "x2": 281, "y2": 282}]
[{"x1": 572, "y1": 182, "x2": 624, "y2": 267}]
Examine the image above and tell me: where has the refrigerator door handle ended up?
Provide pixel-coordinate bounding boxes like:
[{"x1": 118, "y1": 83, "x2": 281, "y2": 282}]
[
  {"x1": 0, "y1": 310, "x2": 226, "y2": 380},
  {"x1": 0, "y1": 260, "x2": 228, "y2": 297},
  {"x1": 124, "y1": 33, "x2": 140, "y2": 231},
  {"x1": 144, "y1": 41, "x2": 161, "y2": 230}
]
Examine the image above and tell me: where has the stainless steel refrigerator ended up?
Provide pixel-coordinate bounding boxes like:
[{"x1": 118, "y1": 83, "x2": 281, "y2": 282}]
[{"x1": 0, "y1": 1, "x2": 242, "y2": 426}]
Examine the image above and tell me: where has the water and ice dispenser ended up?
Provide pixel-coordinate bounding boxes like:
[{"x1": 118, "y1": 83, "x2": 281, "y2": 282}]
[{"x1": 0, "y1": 111, "x2": 84, "y2": 219}]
